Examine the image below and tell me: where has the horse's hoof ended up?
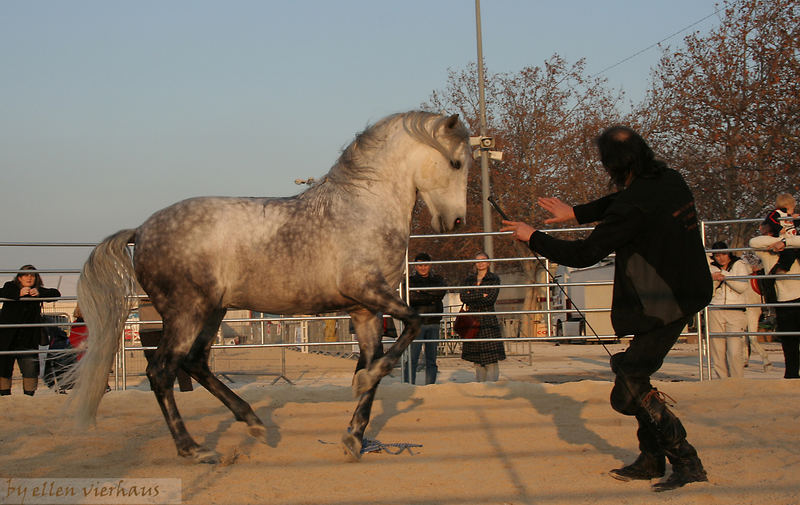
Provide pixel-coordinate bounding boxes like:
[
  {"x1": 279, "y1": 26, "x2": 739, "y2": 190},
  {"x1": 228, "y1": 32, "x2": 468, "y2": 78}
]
[
  {"x1": 185, "y1": 447, "x2": 220, "y2": 464},
  {"x1": 341, "y1": 432, "x2": 362, "y2": 462},
  {"x1": 247, "y1": 424, "x2": 268, "y2": 444},
  {"x1": 352, "y1": 370, "x2": 374, "y2": 397}
]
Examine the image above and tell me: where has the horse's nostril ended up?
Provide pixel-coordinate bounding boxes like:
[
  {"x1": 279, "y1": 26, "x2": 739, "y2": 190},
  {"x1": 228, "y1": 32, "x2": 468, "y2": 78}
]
[{"x1": 454, "y1": 217, "x2": 463, "y2": 229}]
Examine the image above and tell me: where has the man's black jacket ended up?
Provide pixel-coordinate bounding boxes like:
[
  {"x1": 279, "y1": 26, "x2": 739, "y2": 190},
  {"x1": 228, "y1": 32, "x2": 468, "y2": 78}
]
[
  {"x1": 409, "y1": 273, "x2": 446, "y2": 325},
  {"x1": 528, "y1": 168, "x2": 712, "y2": 336}
]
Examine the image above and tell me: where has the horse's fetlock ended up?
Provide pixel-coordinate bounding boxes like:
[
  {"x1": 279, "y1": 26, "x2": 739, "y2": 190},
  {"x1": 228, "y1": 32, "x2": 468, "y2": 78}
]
[{"x1": 247, "y1": 424, "x2": 268, "y2": 444}]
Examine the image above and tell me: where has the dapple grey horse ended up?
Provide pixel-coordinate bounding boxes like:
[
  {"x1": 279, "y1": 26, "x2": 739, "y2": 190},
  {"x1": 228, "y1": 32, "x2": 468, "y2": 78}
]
[{"x1": 71, "y1": 111, "x2": 471, "y2": 463}]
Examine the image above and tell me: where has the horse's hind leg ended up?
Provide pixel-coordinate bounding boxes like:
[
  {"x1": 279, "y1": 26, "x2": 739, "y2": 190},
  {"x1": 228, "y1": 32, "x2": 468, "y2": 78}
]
[
  {"x1": 147, "y1": 310, "x2": 238, "y2": 463},
  {"x1": 182, "y1": 309, "x2": 268, "y2": 443},
  {"x1": 342, "y1": 309, "x2": 383, "y2": 460}
]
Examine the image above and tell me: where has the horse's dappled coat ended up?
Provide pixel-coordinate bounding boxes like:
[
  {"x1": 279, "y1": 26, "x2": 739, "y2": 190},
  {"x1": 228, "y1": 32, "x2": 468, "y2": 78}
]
[{"x1": 71, "y1": 111, "x2": 472, "y2": 463}]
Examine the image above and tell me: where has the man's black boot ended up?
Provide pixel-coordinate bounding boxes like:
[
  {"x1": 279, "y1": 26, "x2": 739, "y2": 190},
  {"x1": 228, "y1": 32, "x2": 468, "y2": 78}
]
[
  {"x1": 610, "y1": 452, "x2": 665, "y2": 481},
  {"x1": 652, "y1": 442, "x2": 708, "y2": 492}
]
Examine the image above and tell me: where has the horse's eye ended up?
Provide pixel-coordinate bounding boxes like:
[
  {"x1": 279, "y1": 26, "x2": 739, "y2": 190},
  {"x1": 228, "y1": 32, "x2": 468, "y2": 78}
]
[{"x1": 450, "y1": 160, "x2": 462, "y2": 170}]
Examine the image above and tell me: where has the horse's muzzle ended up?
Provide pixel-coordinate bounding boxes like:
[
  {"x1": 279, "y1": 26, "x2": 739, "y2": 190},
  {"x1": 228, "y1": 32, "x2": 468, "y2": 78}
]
[{"x1": 433, "y1": 214, "x2": 465, "y2": 232}]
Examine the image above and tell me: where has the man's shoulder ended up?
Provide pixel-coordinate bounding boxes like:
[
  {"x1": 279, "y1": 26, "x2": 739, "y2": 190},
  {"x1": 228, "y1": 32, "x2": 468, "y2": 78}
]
[
  {"x1": 625, "y1": 169, "x2": 688, "y2": 196},
  {"x1": 731, "y1": 258, "x2": 751, "y2": 274},
  {"x1": 750, "y1": 235, "x2": 777, "y2": 248},
  {"x1": 431, "y1": 273, "x2": 447, "y2": 285},
  {"x1": 408, "y1": 274, "x2": 445, "y2": 286}
]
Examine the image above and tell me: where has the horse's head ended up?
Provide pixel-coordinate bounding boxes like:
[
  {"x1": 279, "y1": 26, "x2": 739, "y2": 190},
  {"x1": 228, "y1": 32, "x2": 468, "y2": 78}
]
[{"x1": 412, "y1": 114, "x2": 471, "y2": 233}]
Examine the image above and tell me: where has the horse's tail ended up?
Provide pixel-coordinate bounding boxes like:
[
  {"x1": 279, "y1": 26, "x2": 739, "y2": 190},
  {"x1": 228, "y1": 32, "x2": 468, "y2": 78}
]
[{"x1": 69, "y1": 229, "x2": 137, "y2": 428}]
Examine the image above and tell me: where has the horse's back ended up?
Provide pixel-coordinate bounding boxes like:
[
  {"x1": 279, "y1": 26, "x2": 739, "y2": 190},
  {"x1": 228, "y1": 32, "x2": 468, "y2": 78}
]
[{"x1": 131, "y1": 195, "x2": 369, "y2": 314}]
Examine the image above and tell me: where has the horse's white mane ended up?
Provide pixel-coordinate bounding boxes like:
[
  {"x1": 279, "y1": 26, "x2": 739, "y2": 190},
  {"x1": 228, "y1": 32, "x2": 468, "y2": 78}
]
[
  {"x1": 297, "y1": 111, "x2": 467, "y2": 216},
  {"x1": 324, "y1": 111, "x2": 467, "y2": 187},
  {"x1": 401, "y1": 111, "x2": 469, "y2": 163}
]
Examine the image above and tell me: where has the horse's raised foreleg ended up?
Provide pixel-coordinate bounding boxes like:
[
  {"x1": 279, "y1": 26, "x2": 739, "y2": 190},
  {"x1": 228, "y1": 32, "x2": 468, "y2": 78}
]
[
  {"x1": 342, "y1": 309, "x2": 384, "y2": 460},
  {"x1": 182, "y1": 309, "x2": 268, "y2": 443},
  {"x1": 352, "y1": 300, "x2": 420, "y2": 396}
]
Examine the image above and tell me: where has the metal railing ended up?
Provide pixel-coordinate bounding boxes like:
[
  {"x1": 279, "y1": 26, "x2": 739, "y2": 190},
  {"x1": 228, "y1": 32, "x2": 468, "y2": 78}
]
[{"x1": 1, "y1": 217, "x2": 795, "y2": 389}]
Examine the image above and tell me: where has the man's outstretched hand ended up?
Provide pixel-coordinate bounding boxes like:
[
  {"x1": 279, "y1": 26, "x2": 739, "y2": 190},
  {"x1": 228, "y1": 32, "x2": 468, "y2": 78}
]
[
  {"x1": 501, "y1": 220, "x2": 536, "y2": 242},
  {"x1": 538, "y1": 197, "x2": 575, "y2": 224}
]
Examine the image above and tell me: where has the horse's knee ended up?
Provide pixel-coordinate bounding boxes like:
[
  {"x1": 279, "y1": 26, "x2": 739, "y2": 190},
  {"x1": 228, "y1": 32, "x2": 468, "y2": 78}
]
[
  {"x1": 146, "y1": 361, "x2": 177, "y2": 393},
  {"x1": 406, "y1": 313, "x2": 422, "y2": 334}
]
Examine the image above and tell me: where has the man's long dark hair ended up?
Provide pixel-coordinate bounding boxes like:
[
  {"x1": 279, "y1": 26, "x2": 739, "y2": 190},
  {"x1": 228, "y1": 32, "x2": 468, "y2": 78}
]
[{"x1": 597, "y1": 126, "x2": 666, "y2": 188}]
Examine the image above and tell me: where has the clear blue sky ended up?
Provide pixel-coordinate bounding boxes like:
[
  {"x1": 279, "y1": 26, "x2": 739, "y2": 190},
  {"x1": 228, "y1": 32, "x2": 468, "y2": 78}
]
[{"x1": 1, "y1": 0, "x2": 721, "y2": 276}]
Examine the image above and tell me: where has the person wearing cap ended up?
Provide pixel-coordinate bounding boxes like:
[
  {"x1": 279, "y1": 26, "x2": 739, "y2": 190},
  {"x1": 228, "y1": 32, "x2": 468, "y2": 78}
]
[
  {"x1": 764, "y1": 193, "x2": 800, "y2": 275},
  {"x1": 501, "y1": 126, "x2": 711, "y2": 491},
  {"x1": 708, "y1": 241, "x2": 750, "y2": 379},
  {"x1": 404, "y1": 252, "x2": 447, "y2": 385},
  {"x1": 750, "y1": 217, "x2": 800, "y2": 379}
]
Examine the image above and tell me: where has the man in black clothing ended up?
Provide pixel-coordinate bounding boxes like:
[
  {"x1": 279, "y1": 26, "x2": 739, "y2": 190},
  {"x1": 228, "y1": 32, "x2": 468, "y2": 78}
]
[
  {"x1": 404, "y1": 252, "x2": 447, "y2": 385},
  {"x1": 501, "y1": 126, "x2": 712, "y2": 492}
]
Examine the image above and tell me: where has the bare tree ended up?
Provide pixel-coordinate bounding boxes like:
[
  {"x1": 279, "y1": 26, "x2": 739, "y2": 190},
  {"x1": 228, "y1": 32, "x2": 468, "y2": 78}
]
[{"x1": 638, "y1": 0, "x2": 800, "y2": 246}]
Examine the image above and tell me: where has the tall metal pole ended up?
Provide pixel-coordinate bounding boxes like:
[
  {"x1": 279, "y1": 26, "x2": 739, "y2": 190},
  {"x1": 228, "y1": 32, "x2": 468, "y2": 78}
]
[{"x1": 475, "y1": 0, "x2": 494, "y2": 259}]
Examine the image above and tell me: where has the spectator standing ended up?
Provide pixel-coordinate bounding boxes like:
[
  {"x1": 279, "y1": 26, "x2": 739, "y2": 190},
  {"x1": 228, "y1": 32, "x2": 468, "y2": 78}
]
[
  {"x1": 744, "y1": 260, "x2": 773, "y2": 371},
  {"x1": 765, "y1": 193, "x2": 800, "y2": 275},
  {"x1": 750, "y1": 218, "x2": 800, "y2": 379},
  {"x1": 404, "y1": 252, "x2": 447, "y2": 385},
  {"x1": 460, "y1": 252, "x2": 505, "y2": 382},
  {"x1": 501, "y1": 126, "x2": 711, "y2": 491},
  {"x1": 42, "y1": 314, "x2": 76, "y2": 393},
  {"x1": 68, "y1": 305, "x2": 89, "y2": 359},
  {"x1": 708, "y1": 241, "x2": 749, "y2": 379},
  {"x1": 0, "y1": 265, "x2": 61, "y2": 396}
]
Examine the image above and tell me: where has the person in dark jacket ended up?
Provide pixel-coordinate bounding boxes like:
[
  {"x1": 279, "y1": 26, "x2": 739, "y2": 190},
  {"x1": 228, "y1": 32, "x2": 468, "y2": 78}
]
[
  {"x1": 501, "y1": 126, "x2": 712, "y2": 492},
  {"x1": 0, "y1": 265, "x2": 62, "y2": 396},
  {"x1": 42, "y1": 314, "x2": 76, "y2": 393},
  {"x1": 460, "y1": 252, "x2": 505, "y2": 381},
  {"x1": 405, "y1": 252, "x2": 447, "y2": 385}
]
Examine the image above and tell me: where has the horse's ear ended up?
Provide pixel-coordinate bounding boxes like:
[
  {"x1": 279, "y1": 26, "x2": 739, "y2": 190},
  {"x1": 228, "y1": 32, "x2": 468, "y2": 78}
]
[{"x1": 445, "y1": 114, "x2": 460, "y2": 129}]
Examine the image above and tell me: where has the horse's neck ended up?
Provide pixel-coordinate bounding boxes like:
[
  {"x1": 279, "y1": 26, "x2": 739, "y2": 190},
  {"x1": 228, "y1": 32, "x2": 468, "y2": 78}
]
[
  {"x1": 329, "y1": 126, "x2": 421, "y2": 230},
  {"x1": 356, "y1": 181, "x2": 416, "y2": 234},
  {"x1": 375, "y1": 127, "x2": 423, "y2": 206}
]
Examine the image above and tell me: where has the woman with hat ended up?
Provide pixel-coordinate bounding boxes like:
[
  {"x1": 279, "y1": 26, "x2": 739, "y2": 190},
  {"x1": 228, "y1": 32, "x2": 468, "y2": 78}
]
[{"x1": 708, "y1": 241, "x2": 750, "y2": 378}]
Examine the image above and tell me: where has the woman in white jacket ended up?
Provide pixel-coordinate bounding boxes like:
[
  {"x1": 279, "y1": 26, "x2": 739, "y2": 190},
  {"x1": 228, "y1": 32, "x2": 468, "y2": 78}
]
[{"x1": 708, "y1": 241, "x2": 750, "y2": 378}]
